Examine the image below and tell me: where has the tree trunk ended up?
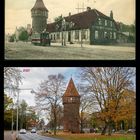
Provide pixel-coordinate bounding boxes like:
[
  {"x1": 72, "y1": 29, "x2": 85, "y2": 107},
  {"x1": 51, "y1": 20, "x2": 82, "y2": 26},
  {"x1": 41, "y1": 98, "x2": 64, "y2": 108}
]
[
  {"x1": 108, "y1": 121, "x2": 113, "y2": 136},
  {"x1": 101, "y1": 123, "x2": 108, "y2": 135},
  {"x1": 108, "y1": 124, "x2": 112, "y2": 136},
  {"x1": 80, "y1": 111, "x2": 84, "y2": 133},
  {"x1": 53, "y1": 108, "x2": 57, "y2": 135}
]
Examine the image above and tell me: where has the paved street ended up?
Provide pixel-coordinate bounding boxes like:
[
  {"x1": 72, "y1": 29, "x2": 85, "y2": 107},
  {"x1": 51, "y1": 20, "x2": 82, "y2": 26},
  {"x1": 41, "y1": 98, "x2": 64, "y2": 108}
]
[
  {"x1": 18, "y1": 132, "x2": 61, "y2": 140},
  {"x1": 4, "y1": 131, "x2": 61, "y2": 140},
  {"x1": 5, "y1": 42, "x2": 135, "y2": 60}
]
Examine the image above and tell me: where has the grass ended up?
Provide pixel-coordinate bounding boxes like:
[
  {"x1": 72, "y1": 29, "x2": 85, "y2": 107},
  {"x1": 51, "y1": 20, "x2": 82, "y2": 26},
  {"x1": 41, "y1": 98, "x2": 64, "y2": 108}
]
[
  {"x1": 5, "y1": 42, "x2": 135, "y2": 60},
  {"x1": 42, "y1": 133, "x2": 136, "y2": 140}
]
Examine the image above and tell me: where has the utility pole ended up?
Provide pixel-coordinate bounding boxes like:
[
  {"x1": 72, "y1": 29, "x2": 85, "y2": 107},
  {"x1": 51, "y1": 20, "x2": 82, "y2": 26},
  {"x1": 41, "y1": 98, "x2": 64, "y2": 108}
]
[
  {"x1": 16, "y1": 90, "x2": 19, "y2": 136},
  {"x1": 11, "y1": 104, "x2": 14, "y2": 134}
]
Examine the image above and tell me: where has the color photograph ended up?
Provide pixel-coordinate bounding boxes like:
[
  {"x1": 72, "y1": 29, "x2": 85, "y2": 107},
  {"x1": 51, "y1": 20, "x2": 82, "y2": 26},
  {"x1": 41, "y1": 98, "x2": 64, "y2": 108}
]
[{"x1": 4, "y1": 67, "x2": 136, "y2": 140}]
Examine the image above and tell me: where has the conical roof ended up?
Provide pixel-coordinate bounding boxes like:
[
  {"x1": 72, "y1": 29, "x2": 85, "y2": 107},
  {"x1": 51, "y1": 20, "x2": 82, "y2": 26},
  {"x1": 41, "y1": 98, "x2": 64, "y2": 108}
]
[
  {"x1": 63, "y1": 78, "x2": 80, "y2": 97},
  {"x1": 31, "y1": 0, "x2": 48, "y2": 11}
]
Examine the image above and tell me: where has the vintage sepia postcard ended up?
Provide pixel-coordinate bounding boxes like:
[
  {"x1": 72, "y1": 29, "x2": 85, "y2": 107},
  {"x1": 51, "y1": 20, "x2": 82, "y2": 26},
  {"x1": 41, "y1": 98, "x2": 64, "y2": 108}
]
[{"x1": 5, "y1": 0, "x2": 135, "y2": 60}]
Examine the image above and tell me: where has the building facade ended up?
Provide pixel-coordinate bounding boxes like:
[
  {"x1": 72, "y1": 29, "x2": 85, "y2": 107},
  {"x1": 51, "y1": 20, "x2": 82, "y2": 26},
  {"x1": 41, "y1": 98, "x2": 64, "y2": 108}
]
[
  {"x1": 31, "y1": 0, "x2": 48, "y2": 33},
  {"x1": 62, "y1": 78, "x2": 80, "y2": 133},
  {"x1": 47, "y1": 8, "x2": 122, "y2": 45}
]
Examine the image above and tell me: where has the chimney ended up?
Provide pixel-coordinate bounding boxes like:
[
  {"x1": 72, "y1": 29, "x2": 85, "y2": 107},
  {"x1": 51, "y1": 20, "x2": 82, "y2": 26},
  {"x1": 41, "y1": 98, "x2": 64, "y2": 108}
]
[
  {"x1": 69, "y1": 12, "x2": 71, "y2": 16},
  {"x1": 87, "y1": 7, "x2": 91, "y2": 11},
  {"x1": 110, "y1": 10, "x2": 113, "y2": 19}
]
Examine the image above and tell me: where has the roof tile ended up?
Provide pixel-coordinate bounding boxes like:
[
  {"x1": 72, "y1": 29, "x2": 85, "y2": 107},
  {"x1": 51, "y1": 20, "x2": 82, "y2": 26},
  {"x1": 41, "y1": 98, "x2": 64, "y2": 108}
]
[{"x1": 63, "y1": 78, "x2": 80, "y2": 97}]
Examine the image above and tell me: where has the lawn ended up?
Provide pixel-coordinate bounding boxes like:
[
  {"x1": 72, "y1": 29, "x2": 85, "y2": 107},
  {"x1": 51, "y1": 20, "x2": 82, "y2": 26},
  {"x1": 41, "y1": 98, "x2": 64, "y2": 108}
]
[
  {"x1": 43, "y1": 133, "x2": 136, "y2": 140},
  {"x1": 5, "y1": 42, "x2": 135, "y2": 60}
]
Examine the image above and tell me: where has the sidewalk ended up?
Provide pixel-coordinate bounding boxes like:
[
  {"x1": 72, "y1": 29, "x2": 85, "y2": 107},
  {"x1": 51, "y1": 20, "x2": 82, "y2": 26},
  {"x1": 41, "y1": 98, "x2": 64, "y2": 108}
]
[{"x1": 4, "y1": 131, "x2": 16, "y2": 140}]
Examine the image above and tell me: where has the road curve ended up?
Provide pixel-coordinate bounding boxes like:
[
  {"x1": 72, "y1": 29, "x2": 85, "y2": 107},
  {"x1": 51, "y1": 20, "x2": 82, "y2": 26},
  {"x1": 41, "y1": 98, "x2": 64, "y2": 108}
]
[{"x1": 18, "y1": 133, "x2": 61, "y2": 140}]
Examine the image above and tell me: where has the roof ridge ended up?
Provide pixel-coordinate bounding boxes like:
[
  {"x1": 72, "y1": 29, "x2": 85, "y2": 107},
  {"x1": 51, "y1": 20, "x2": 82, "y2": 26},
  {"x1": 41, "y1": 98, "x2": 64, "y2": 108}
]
[{"x1": 31, "y1": 0, "x2": 48, "y2": 11}]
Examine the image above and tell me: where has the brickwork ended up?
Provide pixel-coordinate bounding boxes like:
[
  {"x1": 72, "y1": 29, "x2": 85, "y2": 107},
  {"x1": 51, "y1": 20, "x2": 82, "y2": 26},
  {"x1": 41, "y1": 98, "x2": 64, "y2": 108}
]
[{"x1": 62, "y1": 78, "x2": 80, "y2": 133}]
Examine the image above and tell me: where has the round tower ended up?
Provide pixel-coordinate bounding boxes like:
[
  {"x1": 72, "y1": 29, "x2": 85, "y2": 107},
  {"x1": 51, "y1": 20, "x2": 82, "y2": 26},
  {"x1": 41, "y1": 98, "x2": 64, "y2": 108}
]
[
  {"x1": 62, "y1": 78, "x2": 80, "y2": 133},
  {"x1": 31, "y1": 0, "x2": 48, "y2": 33}
]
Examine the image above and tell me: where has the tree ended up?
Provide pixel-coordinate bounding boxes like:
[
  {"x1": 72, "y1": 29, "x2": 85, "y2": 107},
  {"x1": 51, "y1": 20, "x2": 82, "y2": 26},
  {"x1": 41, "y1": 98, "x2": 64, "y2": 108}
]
[
  {"x1": 4, "y1": 93, "x2": 13, "y2": 111},
  {"x1": 54, "y1": 15, "x2": 63, "y2": 31},
  {"x1": 80, "y1": 67, "x2": 135, "y2": 135},
  {"x1": 18, "y1": 27, "x2": 29, "y2": 41},
  {"x1": 34, "y1": 73, "x2": 65, "y2": 135},
  {"x1": 19, "y1": 100, "x2": 28, "y2": 129},
  {"x1": 79, "y1": 92, "x2": 95, "y2": 132},
  {"x1": 4, "y1": 67, "x2": 22, "y2": 93},
  {"x1": 19, "y1": 29, "x2": 29, "y2": 41},
  {"x1": 26, "y1": 106, "x2": 39, "y2": 130}
]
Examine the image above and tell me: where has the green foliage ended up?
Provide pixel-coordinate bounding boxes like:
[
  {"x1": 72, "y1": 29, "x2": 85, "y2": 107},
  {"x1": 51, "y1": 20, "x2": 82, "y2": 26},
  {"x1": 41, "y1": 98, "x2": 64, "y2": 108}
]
[
  {"x1": 19, "y1": 100, "x2": 28, "y2": 129},
  {"x1": 120, "y1": 23, "x2": 135, "y2": 34},
  {"x1": 54, "y1": 15, "x2": 63, "y2": 23},
  {"x1": 19, "y1": 30, "x2": 29, "y2": 41},
  {"x1": 4, "y1": 93, "x2": 13, "y2": 110},
  {"x1": 54, "y1": 15, "x2": 63, "y2": 31}
]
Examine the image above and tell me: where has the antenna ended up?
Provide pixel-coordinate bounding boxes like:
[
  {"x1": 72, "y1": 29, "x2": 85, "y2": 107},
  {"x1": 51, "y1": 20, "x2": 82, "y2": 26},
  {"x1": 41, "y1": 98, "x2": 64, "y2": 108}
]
[{"x1": 76, "y1": 3, "x2": 86, "y2": 13}]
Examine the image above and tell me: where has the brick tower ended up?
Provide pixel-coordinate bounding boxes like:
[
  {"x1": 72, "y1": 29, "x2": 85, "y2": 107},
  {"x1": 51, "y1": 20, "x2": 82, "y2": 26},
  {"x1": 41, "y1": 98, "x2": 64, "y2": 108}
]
[
  {"x1": 31, "y1": 0, "x2": 48, "y2": 33},
  {"x1": 62, "y1": 78, "x2": 80, "y2": 133}
]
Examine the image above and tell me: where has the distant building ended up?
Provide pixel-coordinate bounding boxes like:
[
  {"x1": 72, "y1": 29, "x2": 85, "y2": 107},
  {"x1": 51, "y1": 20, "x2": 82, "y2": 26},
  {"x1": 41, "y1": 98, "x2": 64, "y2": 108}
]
[
  {"x1": 47, "y1": 8, "x2": 124, "y2": 45},
  {"x1": 62, "y1": 78, "x2": 80, "y2": 133},
  {"x1": 31, "y1": 0, "x2": 48, "y2": 33}
]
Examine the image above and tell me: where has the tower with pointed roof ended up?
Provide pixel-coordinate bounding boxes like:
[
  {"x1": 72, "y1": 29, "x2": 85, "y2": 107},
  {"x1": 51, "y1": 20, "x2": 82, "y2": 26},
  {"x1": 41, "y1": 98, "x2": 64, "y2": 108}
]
[
  {"x1": 31, "y1": 0, "x2": 48, "y2": 33},
  {"x1": 62, "y1": 78, "x2": 80, "y2": 133}
]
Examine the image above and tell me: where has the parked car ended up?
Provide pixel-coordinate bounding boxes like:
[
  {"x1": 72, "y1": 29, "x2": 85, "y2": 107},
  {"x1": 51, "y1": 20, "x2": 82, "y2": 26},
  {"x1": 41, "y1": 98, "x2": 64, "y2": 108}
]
[
  {"x1": 127, "y1": 129, "x2": 136, "y2": 133},
  {"x1": 19, "y1": 129, "x2": 26, "y2": 134},
  {"x1": 118, "y1": 130, "x2": 125, "y2": 134},
  {"x1": 31, "y1": 129, "x2": 36, "y2": 133}
]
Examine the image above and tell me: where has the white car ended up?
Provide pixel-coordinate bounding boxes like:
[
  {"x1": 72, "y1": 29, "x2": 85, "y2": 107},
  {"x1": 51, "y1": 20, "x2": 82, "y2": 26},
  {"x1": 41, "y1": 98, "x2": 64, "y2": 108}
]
[
  {"x1": 31, "y1": 129, "x2": 36, "y2": 133},
  {"x1": 19, "y1": 129, "x2": 26, "y2": 134}
]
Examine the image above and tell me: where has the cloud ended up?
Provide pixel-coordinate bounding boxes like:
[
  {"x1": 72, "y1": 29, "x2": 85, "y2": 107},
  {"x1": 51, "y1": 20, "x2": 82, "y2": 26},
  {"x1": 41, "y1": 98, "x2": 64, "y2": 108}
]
[{"x1": 18, "y1": 67, "x2": 77, "y2": 106}]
